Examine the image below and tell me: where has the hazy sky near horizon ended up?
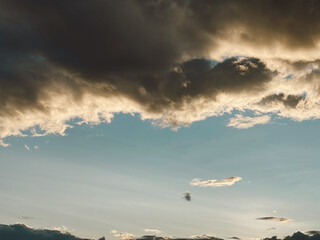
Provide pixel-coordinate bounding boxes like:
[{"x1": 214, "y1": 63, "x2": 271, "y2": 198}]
[{"x1": 1, "y1": 0, "x2": 320, "y2": 239}]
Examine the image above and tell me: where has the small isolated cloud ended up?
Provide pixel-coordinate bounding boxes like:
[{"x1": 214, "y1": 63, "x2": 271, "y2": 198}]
[
  {"x1": 0, "y1": 140, "x2": 9, "y2": 147},
  {"x1": 227, "y1": 114, "x2": 271, "y2": 129},
  {"x1": 267, "y1": 228, "x2": 276, "y2": 231},
  {"x1": 190, "y1": 177, "x2": 242, "y2": 187},
  {"x1": 24, "y1": 144, "x2": 30, "y2": 151},
  {"x1": 144, "y1": 229, "x2": 161, "y2": 234},
  {"x1": 305, "y1": 231, "x2": 320, "y2": 235},
  {"x1": 191, "y1": 234, "x2": 217, "y2": 239},
  {"x1": 112, "y1": 230, "x2": 135, "y2": 240},
  {"x1": 256, "y1": 217, "x2": 290, "y2": 222},
  {"x1": 184, "y1": 192, "x2": 191, "y2": 201},
  {"x1": 34, "y1": 145, "x2": 39, "y2": 150}
]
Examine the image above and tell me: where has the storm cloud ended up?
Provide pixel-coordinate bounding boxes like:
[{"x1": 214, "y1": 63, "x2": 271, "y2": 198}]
[{"x1": 1, "y1": 0, "x2": 320, "y2": 144}]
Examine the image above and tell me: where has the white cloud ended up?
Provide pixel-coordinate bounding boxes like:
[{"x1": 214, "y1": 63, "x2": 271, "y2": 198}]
[
  {"x1": 144, "y1": 229, "x2": 161, "y2": 234},
  {"x1": 111, "y1": 230, "x2": 135, "y2": 240},
  {"x1": 227, "y1": 114, "x2": 271, "y2": 129},
  {"x1": 24, "y1": 144, "x2": 30, "y2": 151},
  {"x1": 190, "y1": 177, "x2": 242, "y2": 187},
  {"x1": 34, "y1": 145, "x2": 39, "y2": 150},
  {"x1": 52, "y1": 226, "x2": 69, "y2": 233},
  {"x1": 0, "y1": 139, "x2": 9, "y2": 147}
]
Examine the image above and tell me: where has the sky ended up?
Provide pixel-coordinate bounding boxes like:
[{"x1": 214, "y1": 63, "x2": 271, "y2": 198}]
[{"x1": 1, "y1": 1, "x2": 320, "y2": 240}]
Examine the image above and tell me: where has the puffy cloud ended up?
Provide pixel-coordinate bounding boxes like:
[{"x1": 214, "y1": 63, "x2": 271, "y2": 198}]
[
  {"x1": 256, "y1": 217, "x2": 290, "y2": 222},
  {"x1": 190, "y1": 177, "x2": 242, "y2": 187},
  {"x1": 227, "y1": 115, "x2": 271, "y2": 129},
  {"x1": 0, "y1": 223, "x2": 104, "y2": 240},
  {"x1": 1, "y1": 1, "x2": 320, "y2": 144},
  {"x1": 112, "y1": 230, "x2": 136, "y2": 240},
  {"x1": 145, "y1": 229, "x2": 162, "y2": 234}
]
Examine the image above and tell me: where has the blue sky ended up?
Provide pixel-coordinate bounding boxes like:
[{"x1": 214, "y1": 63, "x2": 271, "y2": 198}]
[{"x1": 1, "y1": 114, "x2": 319, "y2": 239}]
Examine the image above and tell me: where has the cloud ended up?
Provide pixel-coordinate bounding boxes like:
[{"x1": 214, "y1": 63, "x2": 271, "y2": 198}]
[
  {"x1": 0, "y1": 140, "x2": 9, "y2": 147},
  {"x1": 112, "y1": 230, "x2": 136, "y2": 240},
  {"x1": 190, "y1": 235, "x2": 218, "y2": 239},
  {"x1": 24, "y1": 144, "x2": 30, "y2": 151},
  {"x1": 16, "y1": 216, "x2": 34, "y2": 220},
  {"x1": 256, "y1": 217, "x2": 290, "y2": 222},
  {"x1": 305, "y1": 231, "x2": 320, "y2": 235},
  {"x1": 145, "y1": 229, "x2": 162, "y2": 234},
  {"x1": 267, "y1": 228, "x2": 276, "y2": 231},
  {"x1": 0, "y1": 223, "x2": 104, "y2": 240},
  {"x1": 190, "y1": 177, "x2": 242, "y2": 187},
  {"x1": 184, "y1": 192, "x2": 191, "y2": 201},
  {"x1": 227, "y1": 115, "x2": 271, "y2": 129},
  {"x1": 1, "y1": 1, "x2": 320, "y2": 144},
  {"x1": 0, "y1": 224, "x2": 319, "y2": 240},
  {"x1": 34, "y1": 145, "x2": 39, "y2": 149}
]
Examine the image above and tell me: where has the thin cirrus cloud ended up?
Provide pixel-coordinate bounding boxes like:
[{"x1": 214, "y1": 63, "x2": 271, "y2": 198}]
[
  {"x1": 227, "y1": 115, "x2": 271, "y2": 129},
  {"x1": 1, "y1": 1, "x2": 320, "y2": 145},
  {"x1": 190, "y1": 177, "x2": 242, "y2": 187},
  {"x1": 256, "y1": 217, "x2": 290, "y2": 222}
]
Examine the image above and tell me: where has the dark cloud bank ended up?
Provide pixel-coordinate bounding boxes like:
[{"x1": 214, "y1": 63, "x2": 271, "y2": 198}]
[
  {"x1": 0, "y1": 0, "x2": 320, "y2": 142},
  {"x1": 1, "y1": 224, "x2": 320, "y2": 240}
]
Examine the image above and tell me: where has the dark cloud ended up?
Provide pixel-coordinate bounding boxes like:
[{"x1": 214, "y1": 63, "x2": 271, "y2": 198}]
[
  {"x1": 256, "y1": 217, "x2": 290, "y2": 222},
  {"x1": 0, "y1": 0, "x2": 320, "y2": 140},
  {"x1": 259, "y1": 94, "x2": 305, "y2": 108},
  {"x1": 184, "y1": 192, "x2": 191, "y2": 201},
  {"x1": 0, "y1": 224, "x2": 105, "y2": 240},
  {"x1": 305, "y1": 231, "x2": 320, "y2": 236}
]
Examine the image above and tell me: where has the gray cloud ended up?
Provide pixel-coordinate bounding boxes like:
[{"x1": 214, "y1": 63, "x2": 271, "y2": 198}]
[
  {"x1": 0, "y1": 224, "x2": 104, "y2": 240},
  {"x1": 256, "y1": 217, "x2": 290, "y2": 222},
  {"x1": 1, "y1": 1, "x2": 320, "y2": 143}
]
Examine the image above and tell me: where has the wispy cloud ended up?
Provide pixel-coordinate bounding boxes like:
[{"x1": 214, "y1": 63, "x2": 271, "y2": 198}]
[
  {"x1": 256, "y1": 217, "x2": 290, "y2": 222},
  {"x1": 24, "y1": 144, "x2": 30, "y2": 151},
  {"x1": 144, "y1": 229, "x2": 161, "y2": 234},
  {"x1": 305, "y1": 231, "x2": 320, "y2": 235},
  {"x1": 190, "y1": 177, "x2": 242, "y2": 187},
  {"x1": 227, "y1": 115, "x2": 271, "y2": 129},
  {"x1": 0, "y1": 140, "x2": 9, "y2": 147},
  {"x1": 190, "y1": 234, "x2": 217, "y2": 239},
  {"x1": 111, "y1": 230, "x2": 135, "y2": 240}
]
